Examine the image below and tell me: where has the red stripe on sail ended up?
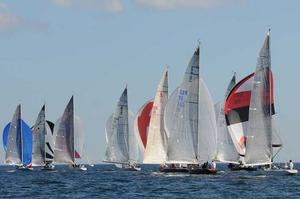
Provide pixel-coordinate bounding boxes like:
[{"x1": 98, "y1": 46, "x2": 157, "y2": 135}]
[
  {"x1": 225, "y1": 73, "x2": 254, "y2": 114},
  {"x1": 137, "y1": 101, "x2": 153, "y2": 148}
]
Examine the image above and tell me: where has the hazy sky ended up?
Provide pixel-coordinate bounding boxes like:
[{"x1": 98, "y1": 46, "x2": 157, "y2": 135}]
[{"x1": 1, "y1": 0, "x2": 299, "y2": 163}]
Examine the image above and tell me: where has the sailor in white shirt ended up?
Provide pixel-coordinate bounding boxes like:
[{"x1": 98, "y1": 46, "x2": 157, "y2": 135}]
[
  {"x1": 289, "y1": 160, "x2": 294, "y2": 170},
  {"x1": 211, "y1": 160, "x2": 216, "y2": 170}
]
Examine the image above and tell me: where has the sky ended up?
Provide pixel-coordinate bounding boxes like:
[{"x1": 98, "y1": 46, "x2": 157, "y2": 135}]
[{"x1": 0, "y1": 0, "x2": 300, "y2": 163}]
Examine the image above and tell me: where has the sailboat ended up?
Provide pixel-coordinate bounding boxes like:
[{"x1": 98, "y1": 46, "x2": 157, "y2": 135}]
[
  {"x1": 143, "y1": 68, "x2": 168, "y2": 164},
  {"x1": 32, "y1": 105, "x2": 55, "y2": 170},
  {"x1": 162, "y1": 46, "x2": 218, "y2": 174},
  {"x1": 54, "y1": 96, "x2": 87, "y2": 171},
  {"x1": 225, "y1": 30, "x2": 285, "y2": 171},
  {"x1": 2, "y1": 104, "x2": 33, "y2": 170},
  {"x1": 104, "y1": 87, "x2": 141, "y2": 171}
]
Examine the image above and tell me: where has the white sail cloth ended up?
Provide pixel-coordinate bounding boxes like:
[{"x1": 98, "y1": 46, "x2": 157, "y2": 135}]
[
  {"x1": 143, "y1": 68, "x2": 168, "y2": 164},
  {"x1": 164, "y1": 47, "x2": 217, "y2": 164},
  {"x1": 105, "y1": 88, "x2": 140, "y2": 164}
]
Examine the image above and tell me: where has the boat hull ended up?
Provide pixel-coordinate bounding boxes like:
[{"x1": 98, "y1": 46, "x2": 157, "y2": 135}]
[
  {"x1": 159, "y1": 167, "x2": 189, "y2": 173},
  {"x1": 228, "y1": 164, "x2": 257, "y2": 171},
  {"x1": 189, "y1": 168, "x2": 217, "y2": 175}
]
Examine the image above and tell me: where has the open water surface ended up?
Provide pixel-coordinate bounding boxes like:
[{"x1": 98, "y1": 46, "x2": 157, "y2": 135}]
[{"x1": 0, "y1": 164, "x2": 300, "y2": 198}]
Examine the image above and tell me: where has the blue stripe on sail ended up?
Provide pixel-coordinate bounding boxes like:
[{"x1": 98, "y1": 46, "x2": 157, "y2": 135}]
[
  {"x1": 21, "y1": 120, "x2": 32, "y2": 166},
  {"x1": 2, "y1": 123, "x2": 11, "y2": 151}
]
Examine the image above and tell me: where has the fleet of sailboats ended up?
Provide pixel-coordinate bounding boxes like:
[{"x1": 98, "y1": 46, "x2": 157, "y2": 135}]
[{"x1": 1, "y1": 31, "x2": 297, "y2": 175}]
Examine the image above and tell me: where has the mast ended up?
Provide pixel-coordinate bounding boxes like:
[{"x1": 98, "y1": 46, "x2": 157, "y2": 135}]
[
  {"x1": 126, "y1": 86, "x2": 130, "y2": 164},
  {"x1": 196, "y1": 45, "x2": 200, "y2": 162},
  {"x1": 43, "y1": 104, "x2": 46, "y2": 165},
  {"x1": 20, "y1": 104, "x2": 23, "y2": 166}
]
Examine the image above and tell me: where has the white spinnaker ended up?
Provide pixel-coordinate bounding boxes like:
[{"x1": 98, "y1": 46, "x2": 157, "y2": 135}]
[
  {"x1": 54, "y1": 97, "x2": 75, "y2": 164},
  {"x1": 244, "y1": 33, "x2": 273, "y2": 166},
  {"x1": 105, "y1": 88, "x2": 130, "y2": 163},
  {"x1": 215, "y1": 102, "x2": 239, "y2": 163},
  {"x1": 32, "y1": 106, "x2": 46, "y2": 166},
  {"x1": 197, "y1": 78, "x2": 218, "y2": 164},
  {"x1": 143, "y1": 69, "x2": 168, "y2": 164},
  {"x1": 5, "y1": 105, "x2": 22, "y2": 165},
  {"x1": 164, "y1": 48, "x2": 199, "y2": 164}
]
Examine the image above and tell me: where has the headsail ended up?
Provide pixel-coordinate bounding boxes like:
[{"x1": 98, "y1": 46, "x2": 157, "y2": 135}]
[
  {"x1": 143, "y1": 68, "x2": 168, "y2": 164},
  {"x1": 197, "y1": 78, "x2": 218, "y2": 164},
  {"x1": 215, "y1": 73, "x2": 239, "y2": 163},
  {"x1": 164, "y1": 48, "x2": 199, "y2": 164},
  {"x1": 244, "y1": 32, "x2": 274, "y2": 165},
  {"x1": 54, "y1": 96, "x2": 75, "y2": 164}
]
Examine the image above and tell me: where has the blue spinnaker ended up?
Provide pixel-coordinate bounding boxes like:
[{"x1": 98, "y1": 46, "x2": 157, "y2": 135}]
[
  {"x1": 21, "y1": 120, "x2": 32, "y2": 166},
  {"x1": 2, "y1": 123, "x2": 11, "y2": 151}
]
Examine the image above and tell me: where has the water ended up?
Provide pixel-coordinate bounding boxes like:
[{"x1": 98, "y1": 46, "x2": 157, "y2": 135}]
[{"x1": 0, "y1": 164, "x2": 299, "y2": 198}]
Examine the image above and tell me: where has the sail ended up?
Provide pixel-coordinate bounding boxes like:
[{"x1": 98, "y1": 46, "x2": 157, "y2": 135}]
[
  {"x1": 271, "y1": 114, "x2": 282, "y2": 159},
  {"x1": 5, "y1": 105, "x2": 32, "y2": 166},
  {"x1": 105, "y1": 88, "x2": 130, "y2": 163},
  {"x1": 74, "y1": 115, "x2": 84, "y2": 161},
  {"x1": 215, "y1": 102, "x2": 239, "y2": 163},
  {"x1": 45, "y1": 121, "x2": 55, "y2": 163},
  {"x1": 197, "y1": 78, "x2": 218, "y2": 164},
  {"x1": 128, "y1": 111, "x2": 140, "y2": 163},
  {"x1": 244, "y1": 33, "x2": 274, "y2": 165},
  {"x1": 224, "y1": 73, "x2": 254, "y2": 157},
  {"x1": 134, "y1": 100, "x2": 153, "y2": 149},
  {"x1": 215, "y1": 73, "x2": 239, "y2": 163},
  {"x1": 143, "y1": 69, "x2": 168, "y2": 164},
  {"x1": 32, "y1": 105, "x2": 46, "y2": 166},
  {"x1": 164, "y1": 48, "x2": 199, "y2": 164},
  {"x1": 2, "y1": 123, "x2": 10, "y2": 151},
  {"x1": 54, "y1": 96, "x2": 75, "y2": 164}
]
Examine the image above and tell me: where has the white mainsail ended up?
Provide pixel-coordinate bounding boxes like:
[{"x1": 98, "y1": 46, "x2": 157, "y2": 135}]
[
  {"x1": 5, "y1": 105, "x2": 22, "y2": 165},
  {"x1": 143, "y1": 68, "x2": 168, "y2": 164},
  {"x1": 105, "y1": 88, "x2": 139, "y2": 164},
  {"x1": 164, "y1": 48, "x2": 199, "y2": 164},
  {"x1": 244, "y1": 31, "x2": 273, "y2": 166},
  {"x1": 54, "y1": 96, "x2": 75, "y2": 164}
]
